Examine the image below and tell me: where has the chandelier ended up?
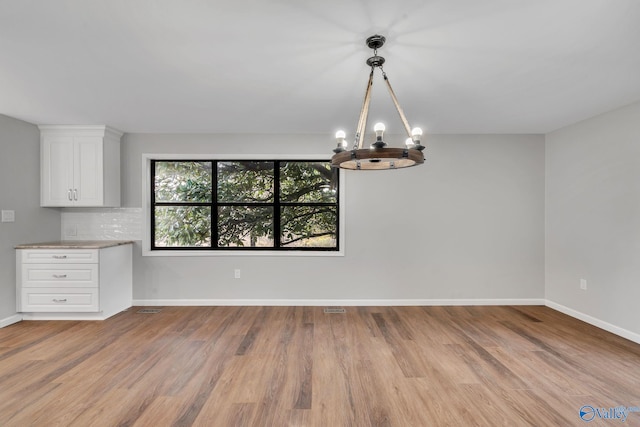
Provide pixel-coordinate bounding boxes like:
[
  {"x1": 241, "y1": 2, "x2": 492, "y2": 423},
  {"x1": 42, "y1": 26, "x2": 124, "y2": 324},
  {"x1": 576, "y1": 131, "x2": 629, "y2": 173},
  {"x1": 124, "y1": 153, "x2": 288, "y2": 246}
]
[{"x1": 332, "y1": 35, "x2": 425, "y2": 170}]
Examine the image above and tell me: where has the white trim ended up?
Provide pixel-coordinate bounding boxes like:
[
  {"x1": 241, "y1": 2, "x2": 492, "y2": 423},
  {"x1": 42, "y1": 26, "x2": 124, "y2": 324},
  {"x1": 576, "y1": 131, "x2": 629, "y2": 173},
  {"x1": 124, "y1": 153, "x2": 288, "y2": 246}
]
[
  {"x1": 141, "y1": 250, "x2": 344, "y2": 257},
  {"x1": 133, "y1": 298, "x2": 545, "y2": 307},
  {"x1": 38, "y1": 124, "x2": 123, "y2": 139},
  {"x1": 545, "y1": 300, "x2": 640, "y2": 345},
  {"x1": 141, "y1": 153, "x2": 346, "y2": 257},
  {"x1": 0, "y1": 314, "x2": 23, "y2": 328},
  {"x1": 20, "y1": 312, "x2": 117, "y2": 321}
]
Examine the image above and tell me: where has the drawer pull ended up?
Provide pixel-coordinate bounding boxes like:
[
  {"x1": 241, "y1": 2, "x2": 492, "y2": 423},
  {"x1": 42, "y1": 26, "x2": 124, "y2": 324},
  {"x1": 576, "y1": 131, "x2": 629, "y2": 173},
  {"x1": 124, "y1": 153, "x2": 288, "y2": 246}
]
[
  {"x1": 52, "y1": 274, "x2": 68, "y2": 279},
  {"x1": 52, "y1": 298, "x2": 68, "y2": 303},
  {"x1": 52, "y1": 255, "x2": 68, "y2": 259}
]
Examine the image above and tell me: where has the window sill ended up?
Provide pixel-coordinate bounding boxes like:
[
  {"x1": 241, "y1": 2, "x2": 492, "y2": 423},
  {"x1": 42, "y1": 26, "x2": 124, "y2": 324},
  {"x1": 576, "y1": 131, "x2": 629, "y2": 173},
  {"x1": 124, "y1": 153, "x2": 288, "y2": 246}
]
[{"x1": 141, "y1": 248, "x2": 344, "y2": 257}]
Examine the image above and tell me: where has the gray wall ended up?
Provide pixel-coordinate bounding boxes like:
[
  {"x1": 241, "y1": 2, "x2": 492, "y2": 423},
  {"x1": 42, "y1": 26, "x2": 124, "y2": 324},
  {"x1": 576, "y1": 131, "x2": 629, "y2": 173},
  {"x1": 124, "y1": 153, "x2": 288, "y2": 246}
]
[
  {"x1": 0, "y1": 115, "x2": 60, "y2": 323},
  {"x1": 546, "y1": 101, "x2": 640, "y2": 337},
  {"x1": 122, "y1": 133, "x2": 545, "y2": 302}
]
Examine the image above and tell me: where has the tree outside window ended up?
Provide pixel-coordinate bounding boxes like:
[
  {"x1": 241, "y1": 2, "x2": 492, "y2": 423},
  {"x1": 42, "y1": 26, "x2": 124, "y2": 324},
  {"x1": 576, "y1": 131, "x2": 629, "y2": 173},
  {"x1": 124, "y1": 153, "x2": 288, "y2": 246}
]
[{"x1": 151, "y1": 159, "x2": 339, "y2": 251}]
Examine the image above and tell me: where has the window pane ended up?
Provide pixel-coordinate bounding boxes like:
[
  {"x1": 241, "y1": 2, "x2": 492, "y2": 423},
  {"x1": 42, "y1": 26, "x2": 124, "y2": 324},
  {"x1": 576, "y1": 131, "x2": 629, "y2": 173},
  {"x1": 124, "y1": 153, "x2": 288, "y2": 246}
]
[
  {"x1": 280, "y1": 206, "x2": 337, "y2": 248},
  {"x1": 154, "y1": 161, "x2": 212, "y2": 202},
  {"x1": 217, "y1": 161, "x2": 274, "y2": 203},
  {"x1": 279, "y1": 161, "x2": 336, "y2": 202},
  {"x1": 154, "y1": 206, "x2": 211, "y2": 247},
  {"x1": 218, "y1": 206, "x2": 274, "y2": 247}
]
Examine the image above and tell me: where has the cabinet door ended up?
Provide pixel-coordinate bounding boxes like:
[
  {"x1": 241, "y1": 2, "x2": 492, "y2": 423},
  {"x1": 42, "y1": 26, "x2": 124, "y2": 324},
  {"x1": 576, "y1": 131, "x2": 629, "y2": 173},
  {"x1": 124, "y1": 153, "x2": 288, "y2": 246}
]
[
  {"x1": 74, "y1": 137, "x2": 104, "y2": 206},
  {"x1": 41, "y1": 136, "x2": 75, "y2": 206},
  {"x1": 40, "y1": 125, "x2": 121, "y2": 207}
]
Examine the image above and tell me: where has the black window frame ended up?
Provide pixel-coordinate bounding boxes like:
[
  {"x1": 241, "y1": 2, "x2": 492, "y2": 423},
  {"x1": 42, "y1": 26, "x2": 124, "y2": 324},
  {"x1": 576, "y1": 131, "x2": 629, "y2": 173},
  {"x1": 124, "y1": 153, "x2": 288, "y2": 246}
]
[{"x1": 150, "y1": 158, "x2": 340, "y2": 252}]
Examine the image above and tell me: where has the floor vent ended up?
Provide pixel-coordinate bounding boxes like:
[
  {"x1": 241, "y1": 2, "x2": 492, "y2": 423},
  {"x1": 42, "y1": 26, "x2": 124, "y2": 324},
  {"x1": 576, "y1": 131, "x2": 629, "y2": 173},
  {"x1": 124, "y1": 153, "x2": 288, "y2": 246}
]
[
  {"x1": 324, "y1": 307, "x2": 346, "y2": 314},
  {"x1": 137, "y1": 308, "x2": 162, "y2": 314}
]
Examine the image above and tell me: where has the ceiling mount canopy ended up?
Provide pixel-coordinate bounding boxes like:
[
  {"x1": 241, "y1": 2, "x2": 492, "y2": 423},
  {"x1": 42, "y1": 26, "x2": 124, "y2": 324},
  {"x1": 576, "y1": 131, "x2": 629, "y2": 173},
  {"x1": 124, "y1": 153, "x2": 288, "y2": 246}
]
[{"x1": 331, "y1": 35, "x2": 425, "y2": 170}]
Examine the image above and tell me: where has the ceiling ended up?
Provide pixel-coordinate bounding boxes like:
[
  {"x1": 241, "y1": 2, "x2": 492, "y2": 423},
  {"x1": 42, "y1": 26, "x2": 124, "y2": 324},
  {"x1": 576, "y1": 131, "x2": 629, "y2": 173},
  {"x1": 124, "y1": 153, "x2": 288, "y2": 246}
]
[{"x1": 1, "y1": 0, "x2": 640, "y2": 135}]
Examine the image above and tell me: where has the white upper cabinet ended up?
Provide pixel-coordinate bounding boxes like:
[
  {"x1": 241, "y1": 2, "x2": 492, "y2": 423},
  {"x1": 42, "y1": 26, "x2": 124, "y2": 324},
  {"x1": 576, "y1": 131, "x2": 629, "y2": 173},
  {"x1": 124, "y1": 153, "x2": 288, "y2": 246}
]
[{"x1": 39, "y1": 125, "x2": 123, "y2": 207}]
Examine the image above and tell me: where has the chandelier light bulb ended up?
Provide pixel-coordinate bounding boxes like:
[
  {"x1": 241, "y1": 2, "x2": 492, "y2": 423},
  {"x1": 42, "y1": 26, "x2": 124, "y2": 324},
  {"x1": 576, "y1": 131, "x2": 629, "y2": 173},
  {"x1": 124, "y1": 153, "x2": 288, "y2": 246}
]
[
  {"x1": 405, "y1": 137, "x2": 415, "y2": 148},
  {"x1": 410, "y1": 126, "x2": 426, "y2": 152},
  {"x1": 374, "y1": 122, "x2": 386, "y2": 135},
  {"x1": 334, "y1": 130, "x2": 347, "y2": 150}
]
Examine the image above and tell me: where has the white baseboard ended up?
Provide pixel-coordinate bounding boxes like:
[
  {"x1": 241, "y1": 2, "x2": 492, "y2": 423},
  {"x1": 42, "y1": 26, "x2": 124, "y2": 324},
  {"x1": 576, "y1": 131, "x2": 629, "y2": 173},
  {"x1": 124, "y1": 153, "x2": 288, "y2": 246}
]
[
  {"x1": 545, "y1": 300, "x2": 640, "y2": 345},
  {"x1": 132, "y1": 298, "x2": 546, "y2": 307},
  {"x1": 21, "y1": 312, "x2": 115, "y2": 321},
  {"x1": 0, "y1": 314, "x2": 23, "y2": 328}
]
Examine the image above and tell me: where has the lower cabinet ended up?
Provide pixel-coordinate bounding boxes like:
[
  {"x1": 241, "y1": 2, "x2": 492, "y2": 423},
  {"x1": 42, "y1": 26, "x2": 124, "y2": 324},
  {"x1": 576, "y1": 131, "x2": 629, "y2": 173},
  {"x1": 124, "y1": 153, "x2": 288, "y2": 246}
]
[{"x1": 16, "y1": 244, "x2": 132, "y2": 320}]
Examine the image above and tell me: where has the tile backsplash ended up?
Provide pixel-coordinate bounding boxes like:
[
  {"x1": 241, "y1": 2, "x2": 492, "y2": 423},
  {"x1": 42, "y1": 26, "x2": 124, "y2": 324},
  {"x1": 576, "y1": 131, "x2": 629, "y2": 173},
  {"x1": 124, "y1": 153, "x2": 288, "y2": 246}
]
[{"x1": 61, "y1": 208, "x2": 142, "y2": 240}]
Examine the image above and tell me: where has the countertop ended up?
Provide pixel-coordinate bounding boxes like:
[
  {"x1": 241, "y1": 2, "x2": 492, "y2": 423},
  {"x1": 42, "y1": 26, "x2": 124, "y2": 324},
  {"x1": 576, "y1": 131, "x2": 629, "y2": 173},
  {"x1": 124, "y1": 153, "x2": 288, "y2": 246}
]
[{"x1": 15, "y1": 240, "x2": 134, "y2": 249}]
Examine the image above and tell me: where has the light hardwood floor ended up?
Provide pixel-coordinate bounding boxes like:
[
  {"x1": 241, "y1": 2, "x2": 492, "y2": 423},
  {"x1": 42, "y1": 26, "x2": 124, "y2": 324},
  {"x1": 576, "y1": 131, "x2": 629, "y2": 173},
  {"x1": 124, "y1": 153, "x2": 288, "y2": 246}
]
[{"x1": 1, "y1": 306, "x2": 639, "y2": 426}]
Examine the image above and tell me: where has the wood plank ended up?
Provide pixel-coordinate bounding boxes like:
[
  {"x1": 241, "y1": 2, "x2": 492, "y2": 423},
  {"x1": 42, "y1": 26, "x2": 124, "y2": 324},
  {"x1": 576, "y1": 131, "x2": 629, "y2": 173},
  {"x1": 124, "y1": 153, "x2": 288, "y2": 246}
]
[{"x1": 0, "y1": 306, "x2": 639, "y2": 426}]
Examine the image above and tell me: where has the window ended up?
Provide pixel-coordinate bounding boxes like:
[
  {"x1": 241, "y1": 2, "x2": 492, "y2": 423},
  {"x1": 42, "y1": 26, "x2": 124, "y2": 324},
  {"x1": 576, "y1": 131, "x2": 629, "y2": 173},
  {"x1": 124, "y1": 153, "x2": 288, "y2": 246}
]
[{"x1": 149, "y1": 159, "x2": 340, "y2": 252}]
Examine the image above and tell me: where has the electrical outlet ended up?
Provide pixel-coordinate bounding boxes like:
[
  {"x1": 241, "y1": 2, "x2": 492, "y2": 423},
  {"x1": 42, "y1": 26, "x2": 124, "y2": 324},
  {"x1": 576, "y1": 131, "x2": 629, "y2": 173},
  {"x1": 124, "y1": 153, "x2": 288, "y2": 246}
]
[
  {"x1": 1, "y1": 210, "x2": 15, "y2": 222},
  {"x1": 234, "y1": 269, "x2": 241, "y2": 279},
  {"x1": 580, "y1": 279, "x2": 587, "y2": 290}
]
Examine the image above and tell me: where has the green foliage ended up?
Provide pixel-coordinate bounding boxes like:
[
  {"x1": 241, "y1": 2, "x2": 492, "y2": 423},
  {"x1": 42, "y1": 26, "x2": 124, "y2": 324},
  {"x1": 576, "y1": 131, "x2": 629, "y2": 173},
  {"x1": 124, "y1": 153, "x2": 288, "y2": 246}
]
[
  {"x1": 155, "y1": 206, "x2": 211, "y2": 247},
  {"x1": 279, "y1": 162, "x2": 337, "y2": 247},
  {"x1": 218, "y1": 206, "x2": 274, "y2": 247},
  {"x1": 218, "y1": 161, "x2": 274, "y2": 202},
  {"x1": 155, "y1": 161, "x2": 212, "y2": 202},
  {"x1": 279, "y1": 162, "x2": 336, "y2": 203},
  {"x1": 281, "y1": 206, "x2": 337, "y2": 247},
  {"x1": 154, "y1": 162, "x2": 212, "y2": 247},
  {"x1": 153, "y1": 160, "x2": 337, "y2": 248}
]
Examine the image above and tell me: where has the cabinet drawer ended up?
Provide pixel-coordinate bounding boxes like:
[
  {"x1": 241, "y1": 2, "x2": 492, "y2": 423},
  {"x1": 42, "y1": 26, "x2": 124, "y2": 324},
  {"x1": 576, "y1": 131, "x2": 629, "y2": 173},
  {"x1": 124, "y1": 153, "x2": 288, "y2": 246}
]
[
  {"x1": 21, "y1": 264, "x2": 98, "y2": 288},
  {"x1": 21, "y1": 288, "x2": 99, "y2": 312},
  {"x1": 20, "y1": 249, "x2": 99, "y2": 264}
]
